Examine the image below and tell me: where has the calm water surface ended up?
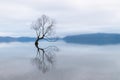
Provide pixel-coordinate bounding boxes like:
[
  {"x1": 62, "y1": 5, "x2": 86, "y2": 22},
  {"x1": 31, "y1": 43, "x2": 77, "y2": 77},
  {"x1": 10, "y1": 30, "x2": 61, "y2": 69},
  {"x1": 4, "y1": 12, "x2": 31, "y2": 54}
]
[{"x1": 0, "y1": 41, "x2": 120, "y2": 80}]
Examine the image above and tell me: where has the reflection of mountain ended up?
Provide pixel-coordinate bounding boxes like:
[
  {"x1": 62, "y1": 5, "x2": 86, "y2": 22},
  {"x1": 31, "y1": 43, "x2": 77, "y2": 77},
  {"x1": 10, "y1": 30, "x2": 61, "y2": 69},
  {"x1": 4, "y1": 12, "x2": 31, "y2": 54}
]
[
  {"x1": 0, "y1": 37, "x2": 35, "y2": 42},
  {"x1": 63, "y1": 33, "x2": 120, "y2": 45}
]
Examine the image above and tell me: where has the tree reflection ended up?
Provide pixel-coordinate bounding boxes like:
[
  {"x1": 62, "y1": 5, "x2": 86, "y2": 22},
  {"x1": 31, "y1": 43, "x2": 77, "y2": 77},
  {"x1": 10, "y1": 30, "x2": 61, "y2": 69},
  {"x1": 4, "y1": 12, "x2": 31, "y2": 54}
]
[{"x1": 32, "y1": 45, "x2": 59, "y2": 73}]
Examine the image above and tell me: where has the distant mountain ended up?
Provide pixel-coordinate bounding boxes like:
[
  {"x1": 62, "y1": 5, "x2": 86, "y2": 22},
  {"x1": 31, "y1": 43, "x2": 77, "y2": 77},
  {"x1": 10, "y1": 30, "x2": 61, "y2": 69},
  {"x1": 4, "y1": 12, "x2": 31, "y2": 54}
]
[
  {"x1": 0, "y1": 36, "x2": 57, "y2": 43},
  {"x1": 2, "y1": 33, "x2": 120, "y2": 45},
  {"x1": 63, "y1": 33, "x2": 120, "y2": 45},
  {"x1": 0, "y1": 37, "x2": 36, "y2": 43}
]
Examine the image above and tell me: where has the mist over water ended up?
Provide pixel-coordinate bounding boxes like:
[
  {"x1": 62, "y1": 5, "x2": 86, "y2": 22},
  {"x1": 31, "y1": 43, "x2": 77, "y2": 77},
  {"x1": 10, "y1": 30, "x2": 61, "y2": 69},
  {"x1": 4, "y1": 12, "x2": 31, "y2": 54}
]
[{"x1": 0, "y1": 41, "x2": 120, "y2": 80}]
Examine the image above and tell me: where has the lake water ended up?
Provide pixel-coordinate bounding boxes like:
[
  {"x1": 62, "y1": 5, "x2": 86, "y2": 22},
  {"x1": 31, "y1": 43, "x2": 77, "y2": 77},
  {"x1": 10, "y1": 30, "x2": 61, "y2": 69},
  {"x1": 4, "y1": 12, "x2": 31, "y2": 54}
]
[{"x1": 0, "y1": 41, "x2": 120, "y2": 80}]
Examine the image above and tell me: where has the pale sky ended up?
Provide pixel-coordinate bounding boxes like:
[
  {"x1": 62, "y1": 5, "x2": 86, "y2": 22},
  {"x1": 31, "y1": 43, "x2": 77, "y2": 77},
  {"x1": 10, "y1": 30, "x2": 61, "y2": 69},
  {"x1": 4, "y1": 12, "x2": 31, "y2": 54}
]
[{"x1": 0, "y1": 0, "x2": 120, "y2": 37}]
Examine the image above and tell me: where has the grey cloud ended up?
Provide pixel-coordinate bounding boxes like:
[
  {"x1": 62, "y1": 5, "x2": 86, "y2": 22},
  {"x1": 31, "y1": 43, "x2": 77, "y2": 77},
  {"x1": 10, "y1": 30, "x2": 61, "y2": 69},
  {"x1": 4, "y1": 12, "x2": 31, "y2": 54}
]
[{"x1": 0, "y1": 0, "x2": 120, "y2": 37}]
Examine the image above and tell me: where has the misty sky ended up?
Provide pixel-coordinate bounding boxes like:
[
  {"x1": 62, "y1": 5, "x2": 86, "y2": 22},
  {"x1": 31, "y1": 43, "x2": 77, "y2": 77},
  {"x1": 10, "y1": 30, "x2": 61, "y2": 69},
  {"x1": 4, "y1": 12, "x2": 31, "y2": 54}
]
[{"x1": 0, "y1": 0, "x2": 120, "y2": 37}]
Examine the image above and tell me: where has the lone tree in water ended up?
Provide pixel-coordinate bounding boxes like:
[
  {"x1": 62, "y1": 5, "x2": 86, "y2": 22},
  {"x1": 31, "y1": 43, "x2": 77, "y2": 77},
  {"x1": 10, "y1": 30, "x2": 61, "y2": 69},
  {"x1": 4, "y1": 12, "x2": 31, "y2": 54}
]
[{"x1": 31, "y1": 15, "x2": 56, "y2": 47}]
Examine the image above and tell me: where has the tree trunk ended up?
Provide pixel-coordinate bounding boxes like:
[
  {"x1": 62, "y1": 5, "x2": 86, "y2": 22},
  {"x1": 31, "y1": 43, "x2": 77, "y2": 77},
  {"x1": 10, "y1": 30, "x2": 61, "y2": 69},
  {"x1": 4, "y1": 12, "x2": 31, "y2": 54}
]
[
  {"x1": 35, "y1": 36, "x2": 44, "y2": 48},
  {"x1": 35, "y1": 37, "x2": 40, "y2": 48}
]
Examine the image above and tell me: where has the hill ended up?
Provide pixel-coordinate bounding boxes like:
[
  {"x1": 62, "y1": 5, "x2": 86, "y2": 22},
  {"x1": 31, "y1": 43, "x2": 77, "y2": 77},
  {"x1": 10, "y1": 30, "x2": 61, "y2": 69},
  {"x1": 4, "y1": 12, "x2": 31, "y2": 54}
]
[
  {"x1": 0, "y1": 37, "x2": 35, "y2": 42},
  {"x1": 63, "y1": 33, "x2": 120, "y2": 45}
]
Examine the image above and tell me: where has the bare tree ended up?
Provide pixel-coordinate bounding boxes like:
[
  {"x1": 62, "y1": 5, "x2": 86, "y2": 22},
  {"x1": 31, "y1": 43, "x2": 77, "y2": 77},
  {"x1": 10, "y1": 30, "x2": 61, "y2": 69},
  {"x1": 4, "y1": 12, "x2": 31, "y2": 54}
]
[{"x1": 31, "y1": 15, "x2": 57, "y2": 47}]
